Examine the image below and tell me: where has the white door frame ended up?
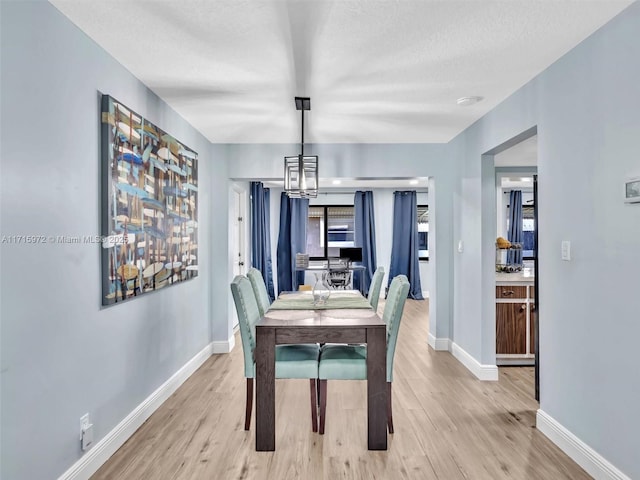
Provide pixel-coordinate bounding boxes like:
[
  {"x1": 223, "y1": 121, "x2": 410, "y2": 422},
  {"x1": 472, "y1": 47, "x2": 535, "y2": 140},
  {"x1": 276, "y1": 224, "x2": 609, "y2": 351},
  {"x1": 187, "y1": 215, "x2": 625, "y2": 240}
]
[{"x1": 230, "y1": 184, "x2": 248, "y2": 329}]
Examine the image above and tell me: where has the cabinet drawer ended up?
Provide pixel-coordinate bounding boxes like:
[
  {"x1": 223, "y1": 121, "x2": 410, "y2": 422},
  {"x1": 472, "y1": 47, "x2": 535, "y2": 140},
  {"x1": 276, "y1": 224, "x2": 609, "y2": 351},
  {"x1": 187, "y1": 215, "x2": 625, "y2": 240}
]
[{"x1": 496, "y1": 286, "x2": 527, "y2": 298}]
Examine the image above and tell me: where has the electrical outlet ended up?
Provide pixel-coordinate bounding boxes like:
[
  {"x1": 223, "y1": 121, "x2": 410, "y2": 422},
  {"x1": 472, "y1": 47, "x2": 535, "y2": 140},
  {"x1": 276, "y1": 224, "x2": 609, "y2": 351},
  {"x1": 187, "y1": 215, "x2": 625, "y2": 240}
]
[
  {"x1": 80, "y1": 413, "x2": 94, "y2": 451},
  {"x1": 80, "y1": 413, "x2": 90, "y2": 439},
  {"x1": 561, "y1": 240, "x2": 571, "y2": 261},
  {"x1": 81, "y1": 424, "x2": 94, "y2": 451}
]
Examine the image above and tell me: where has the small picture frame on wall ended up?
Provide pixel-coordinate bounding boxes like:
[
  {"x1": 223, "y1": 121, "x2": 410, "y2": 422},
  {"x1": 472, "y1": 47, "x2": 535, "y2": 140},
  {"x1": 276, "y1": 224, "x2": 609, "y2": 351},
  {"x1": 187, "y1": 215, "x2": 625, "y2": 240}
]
[{"x1": 624, "y1": 176, "x2": 640, "y2": 204}]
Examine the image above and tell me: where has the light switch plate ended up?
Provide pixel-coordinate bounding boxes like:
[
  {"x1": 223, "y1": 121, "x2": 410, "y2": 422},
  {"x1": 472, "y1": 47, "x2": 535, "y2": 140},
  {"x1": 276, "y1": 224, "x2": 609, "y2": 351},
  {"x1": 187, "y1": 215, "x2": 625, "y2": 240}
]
[
  {"x1": 458, "y1": 240, "x2": 464, "y2": 253},
  {"x1": 561, "y1": 240, "x2": 571, "y2": 261}
]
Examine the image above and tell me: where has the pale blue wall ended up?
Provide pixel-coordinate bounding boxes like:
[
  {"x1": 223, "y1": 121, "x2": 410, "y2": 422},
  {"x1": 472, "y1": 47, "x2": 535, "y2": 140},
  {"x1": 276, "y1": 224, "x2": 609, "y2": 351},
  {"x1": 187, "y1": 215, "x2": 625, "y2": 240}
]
[
  {"x1": 451, "y1": 2, "x2": 640, "y2": 477},
  {"x1": 0, "y1": 2, "x2": 229, "y2": 479}
]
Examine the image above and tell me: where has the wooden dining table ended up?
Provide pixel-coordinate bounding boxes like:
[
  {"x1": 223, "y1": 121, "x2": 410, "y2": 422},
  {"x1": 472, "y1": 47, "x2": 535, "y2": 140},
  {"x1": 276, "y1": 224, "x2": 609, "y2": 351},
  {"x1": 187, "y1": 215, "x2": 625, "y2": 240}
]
[{"x1": 254, "y1": 291, "x2": 388, "y2": 451}]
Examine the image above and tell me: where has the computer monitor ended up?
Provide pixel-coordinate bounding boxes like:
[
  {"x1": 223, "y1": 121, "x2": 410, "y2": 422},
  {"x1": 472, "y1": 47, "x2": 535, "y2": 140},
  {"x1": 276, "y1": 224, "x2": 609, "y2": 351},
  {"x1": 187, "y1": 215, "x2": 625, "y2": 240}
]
[{"x1": 339, "y1": 247, "x2": 362, "y2": 263}]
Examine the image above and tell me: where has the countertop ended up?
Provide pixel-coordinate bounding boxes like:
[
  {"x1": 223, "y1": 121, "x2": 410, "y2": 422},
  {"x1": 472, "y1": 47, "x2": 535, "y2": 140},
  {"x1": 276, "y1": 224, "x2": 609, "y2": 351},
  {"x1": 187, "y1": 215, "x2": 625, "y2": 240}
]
[{"x1": 495, "y1": 268, "x2": 535, "y2": 284}]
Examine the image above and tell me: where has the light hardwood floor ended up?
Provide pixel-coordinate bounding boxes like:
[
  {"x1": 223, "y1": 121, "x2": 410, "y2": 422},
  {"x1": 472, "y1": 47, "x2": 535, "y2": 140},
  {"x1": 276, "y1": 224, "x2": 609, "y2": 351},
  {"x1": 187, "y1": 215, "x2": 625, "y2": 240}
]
[{"x1": 92, "y1": 300, "x2": 589, "y2": 479}]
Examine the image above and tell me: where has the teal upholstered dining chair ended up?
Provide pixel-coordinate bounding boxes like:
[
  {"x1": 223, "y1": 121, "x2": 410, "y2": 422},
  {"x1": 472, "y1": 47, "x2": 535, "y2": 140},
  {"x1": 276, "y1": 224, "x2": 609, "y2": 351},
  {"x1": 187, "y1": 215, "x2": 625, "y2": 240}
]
[
  {"x1": 367, "y1": 266, "x2": 385, "y2": 312},
  {"x1": 247, "y1": 267, "x2": 271, "y2": 317},
  {"x1": 317, "y1": 274, "x2": 410, "y2": 435},
  {"x1": 230, "y1": 275, "x2": 320, "y2": 432}
]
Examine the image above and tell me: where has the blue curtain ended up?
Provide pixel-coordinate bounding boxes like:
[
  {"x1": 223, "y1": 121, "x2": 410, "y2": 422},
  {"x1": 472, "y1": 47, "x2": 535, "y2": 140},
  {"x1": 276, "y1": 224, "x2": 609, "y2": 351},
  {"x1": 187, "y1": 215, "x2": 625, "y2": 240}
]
[
  {"x1": 353, "y1": 191, "x2": 377, "y2": 295},
  {"x1": 388, "y1": 191, "x2": 423, "y2": 300},
  {"x1": 277, "y1": 192, "x2": 309, "y2": 294},
  {"x1": 250, "y1": 182, "x2": 275, "y2": 301},
  {"x1": 507, "y1": 190, "x2": 523, "y2": 265}
]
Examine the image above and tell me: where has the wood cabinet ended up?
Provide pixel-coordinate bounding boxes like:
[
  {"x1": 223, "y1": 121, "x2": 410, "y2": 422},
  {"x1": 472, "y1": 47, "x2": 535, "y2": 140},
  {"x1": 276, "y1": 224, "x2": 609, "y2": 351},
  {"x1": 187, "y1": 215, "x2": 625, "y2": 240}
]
[
  {"x1": 496, "y1": 283, "x2": 535, "y2": 365},
  {"x1": 496, "y1": 285, "x2": 527, "y2": 299},
  {"x1": 496, "y1": 302, "x2": 527, "y2": 354}
]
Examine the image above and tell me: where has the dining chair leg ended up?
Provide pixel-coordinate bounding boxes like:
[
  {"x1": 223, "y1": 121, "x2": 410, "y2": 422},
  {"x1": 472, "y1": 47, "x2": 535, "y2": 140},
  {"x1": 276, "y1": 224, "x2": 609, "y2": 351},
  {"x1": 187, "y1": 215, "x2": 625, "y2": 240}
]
[
  {"x1": 309, "y1": 379, "x2": 318, "y2": 432},
  {"x1": 245, "y1": 378, "x2": 253, "y2": 431},
  {"x1": 319, "y1": 380, "x2": 327, "y2": 435},
  {"x1": 387, "y1": 381, "x2": 394, "y2": 434}
]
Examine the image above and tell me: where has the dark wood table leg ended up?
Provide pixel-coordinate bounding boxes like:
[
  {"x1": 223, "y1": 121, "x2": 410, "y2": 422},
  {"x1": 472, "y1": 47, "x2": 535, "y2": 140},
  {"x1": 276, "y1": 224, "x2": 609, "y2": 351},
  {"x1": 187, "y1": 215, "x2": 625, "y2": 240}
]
[
  {"x1": 255, "y1": 327, "x2": 276, "y2": 451},
  {"x1": 366, "y1": 325, "x2": 387, "y2": 450}
]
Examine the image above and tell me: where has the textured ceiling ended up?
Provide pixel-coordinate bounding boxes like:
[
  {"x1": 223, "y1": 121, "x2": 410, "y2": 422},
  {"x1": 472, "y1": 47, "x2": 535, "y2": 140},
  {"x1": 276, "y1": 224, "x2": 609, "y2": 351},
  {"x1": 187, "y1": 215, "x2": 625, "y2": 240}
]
[{"x1": 50, "y1": 0, "x2": 632, "y2": 144}]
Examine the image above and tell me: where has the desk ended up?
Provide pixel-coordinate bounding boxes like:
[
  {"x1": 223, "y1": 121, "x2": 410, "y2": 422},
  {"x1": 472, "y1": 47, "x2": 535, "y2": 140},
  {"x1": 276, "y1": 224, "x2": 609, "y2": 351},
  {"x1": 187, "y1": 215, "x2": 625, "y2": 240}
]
[
  {"x1": 255, "y1": 302, "x2": 387, "y2": 451},
  {"x1": 296, "y1": 264, "x2": 367, "y2": 272}
]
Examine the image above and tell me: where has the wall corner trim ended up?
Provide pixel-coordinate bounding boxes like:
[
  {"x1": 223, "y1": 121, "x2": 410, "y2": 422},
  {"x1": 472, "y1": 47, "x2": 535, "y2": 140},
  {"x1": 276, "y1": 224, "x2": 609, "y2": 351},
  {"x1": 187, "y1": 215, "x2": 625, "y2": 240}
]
[
  {"x1": 536, "y1": 410, "x2": 631, "y2": 480},
  {"x1": 451, "y1": 342, "x2": 498, "y2": 381},
  {"x1": 427, "y1": 333, "x2": 451, "y2": 351},
  {"x1": 57, "y1": 342, "x2": 214, "y2": 480},
  {"x1": 212, "y1": 334, "x2": 235, "y2": 354}
]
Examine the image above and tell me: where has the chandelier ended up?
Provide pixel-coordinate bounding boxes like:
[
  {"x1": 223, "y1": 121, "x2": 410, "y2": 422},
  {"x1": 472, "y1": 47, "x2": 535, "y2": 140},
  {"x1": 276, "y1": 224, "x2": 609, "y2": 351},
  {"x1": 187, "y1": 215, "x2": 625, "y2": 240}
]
[{"x1": 284, "y1": 97, "x2": 318, "y2": 198}]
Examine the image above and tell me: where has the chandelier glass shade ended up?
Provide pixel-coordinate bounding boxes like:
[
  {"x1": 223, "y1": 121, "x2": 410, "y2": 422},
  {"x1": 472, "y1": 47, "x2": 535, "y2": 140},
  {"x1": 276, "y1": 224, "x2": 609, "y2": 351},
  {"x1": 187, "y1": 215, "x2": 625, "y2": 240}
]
[
  {"x1": 284, "y1": 155, "x2": 318, "y2": 198},
  {"x1": 284, "y1": 97, "x2": 318, "y2": 198}
]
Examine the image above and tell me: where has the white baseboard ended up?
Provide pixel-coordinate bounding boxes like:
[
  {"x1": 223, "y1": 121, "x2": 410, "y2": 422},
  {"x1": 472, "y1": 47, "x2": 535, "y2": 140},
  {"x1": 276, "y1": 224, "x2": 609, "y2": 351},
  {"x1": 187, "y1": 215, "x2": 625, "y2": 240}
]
[
  {"x1": 58, "y1": 342, "x2": 213, "y2": 480},
  {"x1": 536, "y1": 410, "x2": 631, "y2": 480},
  {"x1": 451, "y1": 342, "x2": 498, "y2": 381},
  {"x1": 212, "y1": 333, "x2": 235, "y2": 354},
  {"x1": 427, "y1": 333, "x2": 451, "y2": 351}
]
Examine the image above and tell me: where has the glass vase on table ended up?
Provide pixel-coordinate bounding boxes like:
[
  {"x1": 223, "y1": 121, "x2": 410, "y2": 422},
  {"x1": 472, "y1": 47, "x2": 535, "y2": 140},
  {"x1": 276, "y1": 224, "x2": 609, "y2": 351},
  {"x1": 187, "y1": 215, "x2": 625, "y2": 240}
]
[{"x1": 312, "y1": 273, "x2": 331, "y2": 306}]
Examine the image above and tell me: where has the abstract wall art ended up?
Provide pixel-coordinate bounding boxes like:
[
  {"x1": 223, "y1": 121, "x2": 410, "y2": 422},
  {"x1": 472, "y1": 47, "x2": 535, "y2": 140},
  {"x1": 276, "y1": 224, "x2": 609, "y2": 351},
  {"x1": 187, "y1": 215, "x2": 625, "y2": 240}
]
[{"x1": 100, "y1": 95, "x2": 198, "y2": 305}]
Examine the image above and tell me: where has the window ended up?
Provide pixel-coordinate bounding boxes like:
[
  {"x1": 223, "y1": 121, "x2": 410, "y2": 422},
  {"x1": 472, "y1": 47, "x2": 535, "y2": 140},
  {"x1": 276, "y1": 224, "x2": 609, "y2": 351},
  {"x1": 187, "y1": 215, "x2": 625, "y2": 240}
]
[
  {"x1": 306, "y1": 205, "x2": 355, "y2": 259},
  {"x1": 417, "y1": 205, "x2": 429, "y2": 260},
  {"x1": 522, "y1": 205, "x2": 535, "y2": 259},
  {"x1": 506, "y1": 204, "x2": 536, "y2": 260}
]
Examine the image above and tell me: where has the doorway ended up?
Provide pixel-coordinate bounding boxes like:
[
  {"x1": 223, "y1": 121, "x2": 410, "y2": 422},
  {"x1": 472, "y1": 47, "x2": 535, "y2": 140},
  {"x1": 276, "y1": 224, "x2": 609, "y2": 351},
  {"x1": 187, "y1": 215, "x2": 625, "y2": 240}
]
[{"x1": 486, "y1": 130, "x2": 539, "y2": 401}]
